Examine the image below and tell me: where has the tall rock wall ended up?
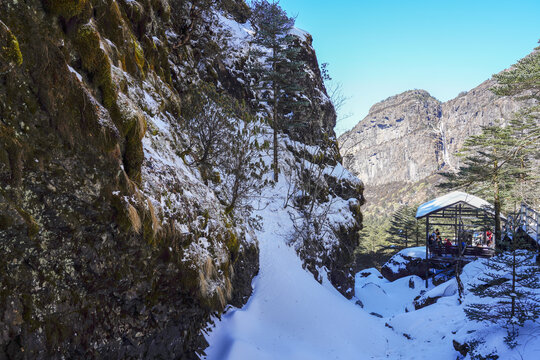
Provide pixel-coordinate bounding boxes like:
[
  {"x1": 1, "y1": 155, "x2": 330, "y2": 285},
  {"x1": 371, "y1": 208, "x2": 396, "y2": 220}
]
[{"x1": 0, "y1": 0, "x2": 363, "y2": 358}]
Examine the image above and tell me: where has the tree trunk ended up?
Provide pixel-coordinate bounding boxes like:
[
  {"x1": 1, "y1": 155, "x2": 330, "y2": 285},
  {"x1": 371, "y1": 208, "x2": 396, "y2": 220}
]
[
  {"x1": 405, "y1": 229, "x2": 408, "y2": 248},
  {"x1": 456, "y1": 260, "x2": 464, "y2": 304},
  {"x1": 415, "y1": 221, "x2": 419, "y2": 247},
  {"x1": 272, "y1": 45, "x2": 279, "y2": 182},
  {"x1": 494, "y1": 168, "x2": 502, "y2": 244},
  {"x1": 511, "y1": 244, "x2": 516, "y2": 318}
]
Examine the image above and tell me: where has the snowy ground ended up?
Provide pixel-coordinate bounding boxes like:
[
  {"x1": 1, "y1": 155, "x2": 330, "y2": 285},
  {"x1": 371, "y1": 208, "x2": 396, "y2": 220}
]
[
  {"x1": 204, "y1": 181, "x2": 540, "y2": 360},
  {"x1": 204, "y1": 179, "x2": 400, "y2": 359}
]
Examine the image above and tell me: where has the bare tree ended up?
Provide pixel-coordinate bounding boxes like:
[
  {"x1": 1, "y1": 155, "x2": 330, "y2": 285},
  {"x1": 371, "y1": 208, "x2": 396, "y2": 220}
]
[
  {"x1": 216, "y1": 118, "x2": 269, "y2": 223},
  {"x1": 284, "y1": 141, "x2": 345, "y2": 251}
]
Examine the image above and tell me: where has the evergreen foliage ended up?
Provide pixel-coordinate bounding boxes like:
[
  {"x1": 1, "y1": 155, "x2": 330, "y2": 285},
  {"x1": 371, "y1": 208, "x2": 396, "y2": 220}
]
[
  {"x1": 439, "y1": 122, "x2": 532, "y2": 243},
  {"x1": 465, "y1": 235, "x2": 540, "y2": 348},
  {"x1": 248, "y1": 0, "x2": 308, "y2": 181},
  {"x1": 440, "y1": 44, "x2": 540, "y2": 239},
  {"x1": 492, "y1": 47, "x2": 540, "y2": 208},
  {"x1": 458, "y1": 44, "x2": 540, "y2": 350},
  {"x1": 355, "y1": 216, "x2": 396, "y2": 269},
  {"x1": 386, "y1": 205, "x2": 424, "y2": 248},
  {"x1": 492, "y1": 46, "x2": 540, "y2": 102}
]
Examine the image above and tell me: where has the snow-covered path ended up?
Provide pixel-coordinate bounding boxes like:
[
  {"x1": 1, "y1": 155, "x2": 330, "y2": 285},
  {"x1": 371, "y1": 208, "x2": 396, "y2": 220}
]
[
  {"x1": 205, "y1": 189, "x2": 404, "y2": 360},
  {"x1": 204, "y1": 179, "x2": 540, "y2": 360}
]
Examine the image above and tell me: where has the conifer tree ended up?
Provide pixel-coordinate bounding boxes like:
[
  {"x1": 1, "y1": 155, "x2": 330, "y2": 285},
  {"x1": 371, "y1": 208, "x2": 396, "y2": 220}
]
[
  {"x1": 456, "y1": 44, "x2": 540, "y2": 349},
  {"x1": 386, "y1": 205, "x2": 422, "y2": 248},
  {"x1": 441, "y1": 45, "x2": 540, "y2": 239},
  {"x1": 492, "y1": 47, "x2": 540, "y2": 208},
  {"x1": 358, "y1": 216, "x2": 391, "y2": 253},
  {"x1": 439, "y1": 123, "x2": 531, "y2": 243},
  {"x1": 465, "y1": 229, "x2": 540, "y2": 348},
  {"x1": 248, "y1": 0, "x2": 308, "y2": 181},
  {"x1": 492, "y1": 46, "x2": 540, "y2": 103}
]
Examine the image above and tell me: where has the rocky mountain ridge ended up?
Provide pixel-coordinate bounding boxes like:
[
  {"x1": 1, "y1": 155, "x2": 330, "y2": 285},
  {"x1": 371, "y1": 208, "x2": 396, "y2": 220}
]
[{"x1": 339, "y1": 63, "x2": 533, "y2": 214}]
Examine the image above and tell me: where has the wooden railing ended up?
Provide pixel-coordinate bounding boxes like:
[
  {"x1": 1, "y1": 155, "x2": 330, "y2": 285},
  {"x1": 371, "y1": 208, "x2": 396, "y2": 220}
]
[
  {"x1": 507, "y1": 203, "x2": 539, "y2": 245},
  {"x1": 429, "y1": 244, "x2": 495, "y2": 258},
  {"x1": 519, "y1": 203, "x2": 539, "y2": 244}
]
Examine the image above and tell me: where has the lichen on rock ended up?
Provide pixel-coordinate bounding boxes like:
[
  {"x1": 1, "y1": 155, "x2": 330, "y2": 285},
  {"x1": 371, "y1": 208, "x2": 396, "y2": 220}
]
[
  {"x1": 0, "y1": 20, "x2": 22, "y2": 70},
  {"x1": 74, "y1": 24, "x2": 116, "y2": 108},
  {"x1": 43, "y1": 0, "x2": 89, "y2": 19}
]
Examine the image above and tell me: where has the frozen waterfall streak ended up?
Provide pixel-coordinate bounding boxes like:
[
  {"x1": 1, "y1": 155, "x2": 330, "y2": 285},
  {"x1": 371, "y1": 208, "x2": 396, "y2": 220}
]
[{"x1": 429, "y1": 120, "x2": 456, "y2": 173}]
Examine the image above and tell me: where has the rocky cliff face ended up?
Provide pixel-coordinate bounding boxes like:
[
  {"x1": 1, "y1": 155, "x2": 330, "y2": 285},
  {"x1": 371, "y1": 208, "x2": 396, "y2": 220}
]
[
  {"x1": 0, "y1": 0, "x2": 362, "y2": 358},
  {"x1": 339, "y1": 90, "x2": 442, "y2": 187},
  {"x1": 441, "y1": 78, "x2": 530, "y2": 167},
  {"x1": 339, "y1": 65, "x2": 532, "y2": 214}
]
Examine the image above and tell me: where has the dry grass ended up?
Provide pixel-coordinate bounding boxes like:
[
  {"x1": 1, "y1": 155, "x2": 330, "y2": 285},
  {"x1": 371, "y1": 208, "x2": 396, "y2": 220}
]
[
  {"x1": 204, "y1": 257, "x2": 215, "y2": 280},
  {"x1": 146, "y1": 198, "x2": 160, "y2": 237},
  {"x1": 198, "y1": 270, "x2": 208, "y2": 297},
  {"x1": 134, "y1": 112, "x2": 147, "y2": 140},
  {"x1": 127, "y1": 203, "x2": 141, "y2": 234},
  {"x1": 224, "y1": 277, "x2": 232, "y2": 300},
  {"x1": 216, "y1": 287, "x2": 226, "y2": 309}
]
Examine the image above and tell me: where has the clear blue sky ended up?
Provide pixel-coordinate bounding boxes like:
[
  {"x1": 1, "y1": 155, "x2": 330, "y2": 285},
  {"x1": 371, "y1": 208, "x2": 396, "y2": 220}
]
[{"x1": 278, "y1": 0, "x2": 540, "y2": 135}]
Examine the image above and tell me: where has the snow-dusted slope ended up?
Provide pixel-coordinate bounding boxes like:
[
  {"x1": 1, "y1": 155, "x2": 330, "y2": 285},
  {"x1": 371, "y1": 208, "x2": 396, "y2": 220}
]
[
  {"x1": 205, "y1": 177, "x2": 400, "y2": 359},
  {"x1": 207, "y1": 242, "x2": 540, "y2": 359}
]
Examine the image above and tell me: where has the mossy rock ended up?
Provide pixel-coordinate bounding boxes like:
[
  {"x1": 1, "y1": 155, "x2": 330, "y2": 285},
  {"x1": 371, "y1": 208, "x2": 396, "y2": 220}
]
[
  {"x1": 74, "y1": 24, "x2": 116, "y2": 109},
  {"x1": 225, "y1": 229, "x2": 240, "y2": 260},
  {"x1": 43, "y1": 0, "x2": 89, "y2": 19},
  {"x1": 116, "y1": 100, "x2": 147, "y2": 183},
  {"x1": 0, "y1": 124, "x2": 23, "y2": 185},
  {"x1": 152, "y1": 0, "x2": 171, "y2": 22},
  {"x1": 121, "y1": 0, "x2": 145, "y2": 24},
  {"x1": 220, "y1": 0, "x2": 251, "y2": 23},
  {"x1": 0, "y1": 21, "x2": 23, "y2": 69},
  {"x1": 12, "y1": 205, "x2": 39, "y2": 238},
  {"x1": 0, "y1": 214, "x2": 14, "y2": 230},
  {"x1": 95, "y1": 0, "x2": 126, "y2": 46},
  {"x1": 111, "y1": 193, "x2": 138, "y2": 233},
  {"x1": 132, "y1": 34, "x2": 145, "y2": 75}
]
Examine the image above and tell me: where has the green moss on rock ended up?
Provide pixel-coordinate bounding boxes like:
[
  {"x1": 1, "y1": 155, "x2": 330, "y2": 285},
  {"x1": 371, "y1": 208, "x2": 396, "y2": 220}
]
[
  {"x1": 132, "y1": 34, "x2": 145, "y2": 75},
  {"x1": 74, "y1": 24, "x2": 116, "y2": 109},
  {"x1": 43, "y1": 0, "x2": 88, "y2": 19},
  {"x1": 1, "y1": 22, "x2": 23, "y2": 68},
  {"x1": 2, "y1": 34, "x2": 22, "y2": 66},
  {"x1": 225, "y1": 229, "x2": 240, "y2": 260}
]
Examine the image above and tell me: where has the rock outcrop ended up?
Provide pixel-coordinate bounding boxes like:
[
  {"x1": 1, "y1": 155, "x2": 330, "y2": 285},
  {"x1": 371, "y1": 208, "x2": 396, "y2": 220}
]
[
  {"x1": 0, "y1": 0, "x2": 363, "y2": 358},
  {"x1": 339, "y1": 90, "x2": 442, "y2": 188},
  {"x1": 339, "y1": 62, "x2": 534, "y2": 214}
]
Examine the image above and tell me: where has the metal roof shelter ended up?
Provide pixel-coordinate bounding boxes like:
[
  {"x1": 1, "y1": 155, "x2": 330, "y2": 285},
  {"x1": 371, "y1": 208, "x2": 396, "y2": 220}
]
[
  {"x1": 416, "y1": 191, "x2": 503, "y2": 288},
  {"x1": 416, "y1": 191, "x2": 506, "y2": 220}
]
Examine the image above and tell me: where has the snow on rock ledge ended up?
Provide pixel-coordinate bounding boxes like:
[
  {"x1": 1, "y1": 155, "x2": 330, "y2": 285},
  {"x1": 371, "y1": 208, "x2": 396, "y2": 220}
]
[{"x1": 381, "y1": 246, "x2": 429, "y2": 281}]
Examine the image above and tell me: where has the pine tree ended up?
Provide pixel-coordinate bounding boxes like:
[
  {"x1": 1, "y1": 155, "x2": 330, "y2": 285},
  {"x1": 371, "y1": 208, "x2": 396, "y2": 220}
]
[
  {"x1": 248, "y1": 0, "x2": 308, "y2": 181},
  {"x1": 386, "y1": 205, "x2": 424, "y2": 248},
  {"x1": 461, "y1": 45, "x2": 540, "y2": 349},
  {"x1": 492, "y1": 47, "x2": 540, "y2": 208},
  {"x1": 465, "y1": 229, "x2": 540, "y2": 348},
  {"x1": 439, "y1": 123, "x2": 531, "y2": 243},
  {"x1": 491, "y1": 46, "x2": 540, "y2": 103},
  {"x1": 441, "y1": 45, "x2": 540, "y2": 239}
]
